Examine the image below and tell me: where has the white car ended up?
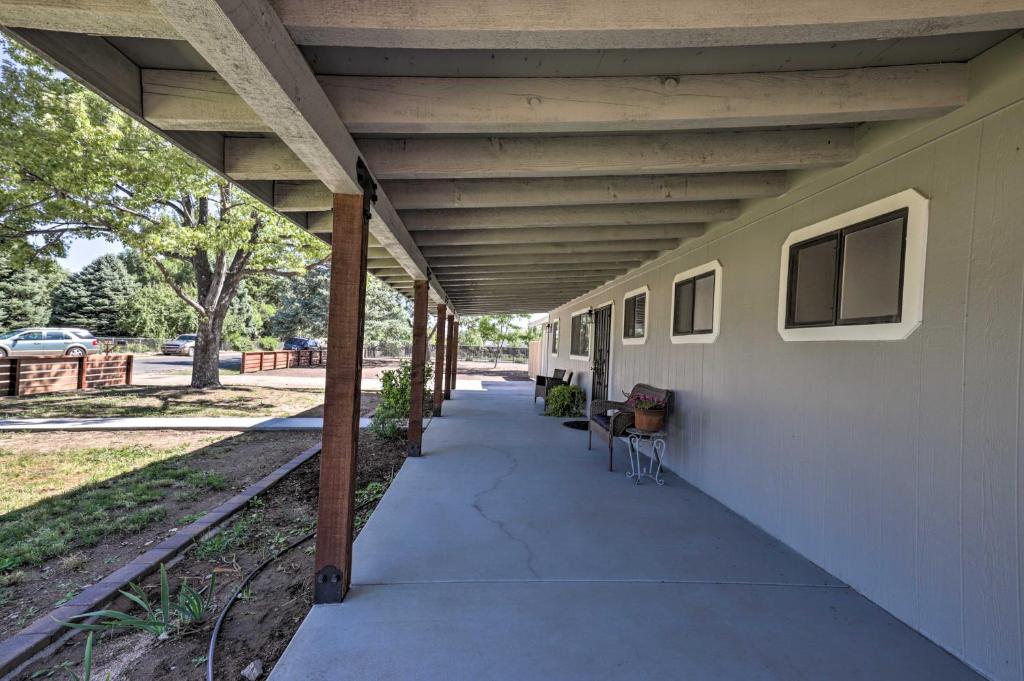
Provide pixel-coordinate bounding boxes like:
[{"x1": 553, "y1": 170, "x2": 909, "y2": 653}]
[
  {"x1": 162, "y1": 334, "x2": 197, "y2": 356},
  {"x1": 0, "y1": 327, "x2": 99, "y2": 357}
]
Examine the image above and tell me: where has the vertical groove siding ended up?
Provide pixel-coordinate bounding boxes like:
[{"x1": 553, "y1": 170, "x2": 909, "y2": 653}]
[{"x1": 546, "y1": 36, "x2": 1024, "y2": 681}]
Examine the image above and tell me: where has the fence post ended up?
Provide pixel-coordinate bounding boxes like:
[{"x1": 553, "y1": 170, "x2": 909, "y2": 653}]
[
  {"x1": 77, "y1": 356, "x2": 86, "y2": 390},
  {"x1": 125, "y1": 354, "x2": 134, "y2": 385},
  {"x1": 12, "y1": 359, "x2": 22, "y2": 397}
]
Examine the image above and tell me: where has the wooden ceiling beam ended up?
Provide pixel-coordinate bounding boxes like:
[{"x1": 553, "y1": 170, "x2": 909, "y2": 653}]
[
  {"x1": 413, "y1": 224, "x2": 703, "y2": 246},
  {"x1": 403, "y1": 203, "x2": 733, "y2": 231},
  {"x1": 226, "y1": 129, "x2": 854, "y2": 181},
  {"x1": 5, "y1": 1, "x2": 1024, "y2": 50},
  {"x1": 142, "y1": 65, "x2": 966, "y2": 135}
]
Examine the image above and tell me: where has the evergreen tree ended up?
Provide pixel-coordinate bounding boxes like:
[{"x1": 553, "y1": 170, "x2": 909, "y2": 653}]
[
  {"x1": 364, "y1": 275, "x2": 412, "y2": 355},
  {"x1": 0, "y1": 253, "x2": 64, "y2": 330},
  {"x1": 50, "y1": 254, "x2": 138, "y2": 335}
]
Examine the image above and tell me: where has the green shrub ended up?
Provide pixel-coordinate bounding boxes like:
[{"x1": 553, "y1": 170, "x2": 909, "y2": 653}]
[
  {"x1": 544, "y1": 384, "x2": 586, "y2": 417},
  {"x1": 226, "y1": 334, "x2": 254, "y2": 352},
  {"x1": 257, "y1": 336, "x2": 278, "y2": 350},
  {"x1": 369, "y1": 360, "x2": 434, "y2": 440}
]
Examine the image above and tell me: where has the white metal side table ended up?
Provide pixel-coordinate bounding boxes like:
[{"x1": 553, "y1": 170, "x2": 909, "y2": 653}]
[{"x1": 625, "y1": 427, "x2": 667, "y2": 486}]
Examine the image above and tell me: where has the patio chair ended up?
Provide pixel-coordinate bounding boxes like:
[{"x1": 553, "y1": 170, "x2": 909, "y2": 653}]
[
  {"x1": 589, "y1": 383, "x2": 672, "y2": 472},
  {"x1": 534, "y1": 368, "x2": 569, "y2": 404}
]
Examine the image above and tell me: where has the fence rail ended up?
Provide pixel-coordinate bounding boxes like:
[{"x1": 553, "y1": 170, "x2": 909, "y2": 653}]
[
  {"x1": 240, "y1": 349, "x2": 327, "y2": 374},
  {"x1": 0, "y1": 354, "x2": 133, "y2": 396}
]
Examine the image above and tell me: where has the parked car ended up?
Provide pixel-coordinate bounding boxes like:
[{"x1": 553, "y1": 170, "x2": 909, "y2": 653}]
[
  {"x1": 162, "y1": 334, "x2": 198, "y2": 356},
  {"x1": 283, "y1": 337, "x2": 321, "y2": 350},
  {"x1": 0, "y1": 327, "x2": 99, "y2": 357}
]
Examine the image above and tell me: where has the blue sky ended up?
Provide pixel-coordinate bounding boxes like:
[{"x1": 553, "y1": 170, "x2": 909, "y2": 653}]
[{"x1": 58, "y1": 237, "x2": 124, "y2": 272}]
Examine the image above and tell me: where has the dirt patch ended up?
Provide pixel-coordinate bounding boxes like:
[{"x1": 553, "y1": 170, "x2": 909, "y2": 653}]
[
  {"x1": 13, "y1": 431, "x2": 405, "y2": 681},
  {"x1": 0, "y1": 430, "x2": 321, "y2": 640}
]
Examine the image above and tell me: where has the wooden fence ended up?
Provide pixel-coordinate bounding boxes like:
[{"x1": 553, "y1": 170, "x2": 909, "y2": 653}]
[
  {"x1": 0, "y1": 354, "x2": 133, "y2": 397},
  {"x1": 240, "y1": 349, "x2": 326, "y2": 374}
]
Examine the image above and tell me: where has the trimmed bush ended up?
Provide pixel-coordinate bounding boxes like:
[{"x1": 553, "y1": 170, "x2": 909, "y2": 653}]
[
  {"x1": 257, "y1": 336, "x2": 279, "y2": 350},
  {"x1": 226, "y1": 334, "x2": 254, "y2": 352},
  {"x1": 544, "y1": 384, "x2": 586, "y2": 418},
  {"x1": 369, "y1": 360, "x2": 434, "y2": 440}
]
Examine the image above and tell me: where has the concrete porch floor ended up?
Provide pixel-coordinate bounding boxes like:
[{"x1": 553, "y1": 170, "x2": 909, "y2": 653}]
[{"x1": 269, "y1": 380, "x2": 982, "y2": 681}]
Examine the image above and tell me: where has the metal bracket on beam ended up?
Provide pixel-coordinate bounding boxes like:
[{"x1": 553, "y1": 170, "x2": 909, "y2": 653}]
[
  {"x1": 314, "y1": 565, "x2": 343, "y2": 604},
  {"x1": 357, "y1": 158, "x2": 378, "y2": 223}
]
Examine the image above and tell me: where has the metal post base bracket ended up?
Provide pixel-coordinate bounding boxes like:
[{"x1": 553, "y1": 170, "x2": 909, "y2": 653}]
[{"x1": 314, "y1": 565, "x2": 344, "y2": 604}]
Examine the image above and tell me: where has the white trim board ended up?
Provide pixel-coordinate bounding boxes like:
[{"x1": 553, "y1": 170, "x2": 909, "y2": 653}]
[{"x1": 776, "y1": 188, "x2": 928, "y2": 342}]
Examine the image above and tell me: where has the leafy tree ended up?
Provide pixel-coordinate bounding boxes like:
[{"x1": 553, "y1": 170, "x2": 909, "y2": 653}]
[
  {"x1": 364, "y1": 275, "x2": 412, "y2": 356},
  {"x1": 117, "y1": 282, "x2": 196, "y2": 340},
  {"x1": 475, "y1": 314, "x2": 531, "y2": 366},
  {"x1": 50, "y1": 253, "x2": 138, "y2": 335},
  {"x1": 0, "y1": 37, "x2": 327, "y2": 386},
  {"x1": 0, "y1": 252, "x2": 64, "y2": 330},
  {"x1": 271, "y1": 264, "x2": 330, "y2": 339}
]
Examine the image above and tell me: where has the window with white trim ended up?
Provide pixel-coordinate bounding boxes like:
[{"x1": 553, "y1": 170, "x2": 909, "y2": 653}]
[
  {"x1": 550, "y1": 320, "x2": 559, "y2": 355},
  {"x1": 671, "y1": 260, "x2": 722, "y2": 344},
  {"x1": 777, "y1": 189, "x2": 928, "y2": 342},
  {"x1": 786, "y1": 209, "x2": 906, "y2": 328},
  {"x1": 622, "y1": 287, "x2": 648, "y2": 343},
  {"x1": 570, "y1": 311, "x2": 590, "y2": 358}
]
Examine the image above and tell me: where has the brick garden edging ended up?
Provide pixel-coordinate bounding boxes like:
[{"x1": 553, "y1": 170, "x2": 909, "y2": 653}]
[{"x1": 0, "y1": 443, "x2": 322, "y2": 678}]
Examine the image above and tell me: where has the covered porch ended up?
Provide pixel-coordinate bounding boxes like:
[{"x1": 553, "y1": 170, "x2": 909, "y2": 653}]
[{"x1": 270, "y1": 380, "x2": 980, "y2": 680}]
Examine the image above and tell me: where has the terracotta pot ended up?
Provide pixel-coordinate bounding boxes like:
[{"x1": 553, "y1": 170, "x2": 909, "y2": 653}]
[{"x1": 634, "y1": 408, "x2": 664, "y2": 432}]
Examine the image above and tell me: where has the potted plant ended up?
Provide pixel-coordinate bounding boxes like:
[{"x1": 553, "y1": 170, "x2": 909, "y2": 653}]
[{"x1": 632, "y1": 398, "x2": 665, "y2": 432}]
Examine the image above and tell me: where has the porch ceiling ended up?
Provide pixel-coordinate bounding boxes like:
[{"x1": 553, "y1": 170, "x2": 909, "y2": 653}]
[{"x1": 2, "y1": 1, "x2": 1023, "y2": 314}]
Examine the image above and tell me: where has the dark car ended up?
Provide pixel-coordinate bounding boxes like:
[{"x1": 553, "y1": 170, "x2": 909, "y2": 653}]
[{"x1": 283, "y1": 337, "x2": 321, "y2": 350}]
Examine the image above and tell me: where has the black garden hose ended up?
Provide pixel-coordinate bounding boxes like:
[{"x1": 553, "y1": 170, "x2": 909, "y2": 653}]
[
  {"x1": 207, "y1": 413, "x2": 432, "y2": 680},
  {"x1": 205, "y1": 496, "x2": 379, "y2": 681}
]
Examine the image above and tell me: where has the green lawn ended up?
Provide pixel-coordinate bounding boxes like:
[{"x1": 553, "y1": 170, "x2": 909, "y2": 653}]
[
  {"x1": 0, "y1": 384, "x2": 324, "y2": 419},
  {"x1": 0, "y1": 442, "x2": 226, "y2": 571}
]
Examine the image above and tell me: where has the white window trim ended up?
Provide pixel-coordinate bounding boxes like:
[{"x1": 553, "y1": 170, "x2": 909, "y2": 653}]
[
  {"x1": 621, "y1": 286, "x2": 650, "y2": 345},
  {"x1": 777, "y1": 188, "x2": 928, "y2": 342},
  {"x1": 569, "y1": 308, "x2": 592, "y2": 361},
  {"x1": 671, "y1": 260, "x2": 723, "y2": 345},
  {"x1": 549, "y1": 319, "x2": 559, "y2": 357}
]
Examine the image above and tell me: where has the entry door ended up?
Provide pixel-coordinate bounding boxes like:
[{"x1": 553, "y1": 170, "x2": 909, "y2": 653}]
[{"x1": 591, "y1": 305, "x2": 612, "y2": 402}]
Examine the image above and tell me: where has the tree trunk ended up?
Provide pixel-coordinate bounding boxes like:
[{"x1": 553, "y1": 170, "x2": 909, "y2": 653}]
[{"x1": 191, "y1": 315, "x2": 223, "y2": 388}]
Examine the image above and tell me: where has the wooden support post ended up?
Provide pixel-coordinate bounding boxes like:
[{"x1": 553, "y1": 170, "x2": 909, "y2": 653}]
[
  {"x1": 408, "y1": 280, "x2": 428, "y2": 457},
  {"x1": 443, "y1": 314, "x2": 455, "y2": 400},
  {"x1": 314, "y1": 174, "x2": 374, "y2": 604},
  {"x1": 451, "y1": 320, "x2": 459, "y2": 391},
  {"x1": 125, "y1": 354, "x2": 134, "y2": 386},
  {"x1": 432, "y1": 303, "x2": 447, "y2": 416}
]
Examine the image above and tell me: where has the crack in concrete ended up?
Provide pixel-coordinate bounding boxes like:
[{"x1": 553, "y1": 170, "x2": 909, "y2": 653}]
[{"x1": 471, "y1": 447, "x2": 541, "y2": 579}]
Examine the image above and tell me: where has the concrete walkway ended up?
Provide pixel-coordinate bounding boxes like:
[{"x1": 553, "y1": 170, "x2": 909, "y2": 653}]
[
  {"x1": 0, "y1": 416, "x2": 367, "y2": 431},
  {"x1": 269, "y1": 381, "x2": 982, "y2": 681}
]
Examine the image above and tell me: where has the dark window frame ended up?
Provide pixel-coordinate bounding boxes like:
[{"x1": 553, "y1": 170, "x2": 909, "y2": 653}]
[
  {"x1": 550, "y1": 320, "x2": 559, "y2": 355},
  {"x1": 785, "y1": 208, "x2": 909, "y2": 330},
  {"x1": 622, "y1": 291, "x2": 647, "y2": 340},
  {"x1": 570, "y1": 313, "x2": 590, "y2": 357},
  {"x1": 672, "y1": 271, "x2": 716, "y2": 337}
]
